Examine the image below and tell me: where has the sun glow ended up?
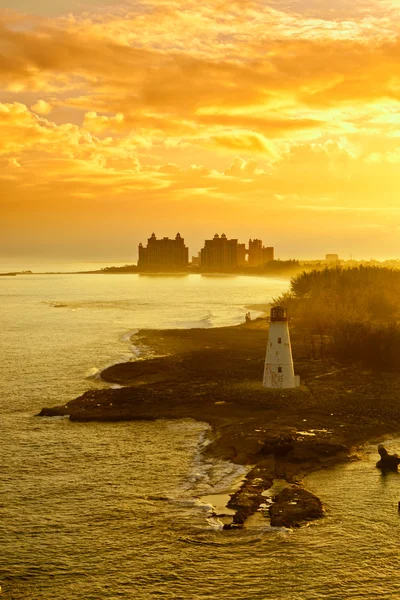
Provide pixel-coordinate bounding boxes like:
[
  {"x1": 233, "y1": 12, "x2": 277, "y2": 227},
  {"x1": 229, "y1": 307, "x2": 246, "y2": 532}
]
[{"x1": 1, "y1": 0, "x2": 400, "y2": 260}]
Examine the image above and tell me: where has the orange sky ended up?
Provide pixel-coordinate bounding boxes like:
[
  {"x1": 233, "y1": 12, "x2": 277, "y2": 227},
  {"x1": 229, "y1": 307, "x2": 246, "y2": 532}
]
[{"x1": 1, "y1": 0, "x2": 400, "y2": 261}]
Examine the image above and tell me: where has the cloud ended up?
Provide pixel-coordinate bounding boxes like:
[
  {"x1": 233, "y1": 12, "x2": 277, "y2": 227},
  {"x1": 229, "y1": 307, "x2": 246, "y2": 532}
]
[
  {"x1": 6, "y1": 157, "x2": 21, "y2": 168},
  {"x1": 224, "y1": 156, "x2": 261, "y2": 177},
  {"x1": 0, "y1": 102, "x2": 170, "y2": 198},
  {"x1": 209, "y1": 130, "x2": 277, "y2": 155},
  {"x1": 2, "y1": 4, "x2": 400, "y2": 116},
  {"x1": 30, "y1": 100, "x2": 53, "y2": 115},
  {"x1": 158, "y1": 163, "x2": 181, "y2": 174},
  {"x1": 2, "y1": 0, "x2": 400, "y2": 259}
]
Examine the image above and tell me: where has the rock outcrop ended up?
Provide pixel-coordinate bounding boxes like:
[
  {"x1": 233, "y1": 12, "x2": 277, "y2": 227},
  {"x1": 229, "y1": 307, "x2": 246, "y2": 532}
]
[
  {"x1": 376, "y1": 444, "x2": 400, "y2": 471},
  {"x1": 269, "y1": 486, "x2": 324, "y2": 527}
]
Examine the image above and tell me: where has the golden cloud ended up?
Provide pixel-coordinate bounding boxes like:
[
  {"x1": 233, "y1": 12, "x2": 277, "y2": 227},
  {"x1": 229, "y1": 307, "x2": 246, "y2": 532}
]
[
  {"x1": 209, "y1": 130, "x2": 277, "y2": 155},
  {"x1": 2, "y1": 0, "x2": 400, "y2": 259}
]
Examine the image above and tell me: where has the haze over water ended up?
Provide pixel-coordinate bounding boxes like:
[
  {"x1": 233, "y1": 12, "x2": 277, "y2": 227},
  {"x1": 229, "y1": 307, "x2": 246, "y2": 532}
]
[{"x1": 1, "y1": 273, "x2": 400, "y2": 599}]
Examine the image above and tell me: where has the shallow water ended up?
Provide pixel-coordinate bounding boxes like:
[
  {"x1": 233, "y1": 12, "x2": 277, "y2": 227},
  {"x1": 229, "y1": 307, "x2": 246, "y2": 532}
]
[
  {"x1": 1, "y1": 273, "x2": 400, "y2": 599},
  {"x1": 0, "y1": 273, "x2": 285, "y2": 411}
]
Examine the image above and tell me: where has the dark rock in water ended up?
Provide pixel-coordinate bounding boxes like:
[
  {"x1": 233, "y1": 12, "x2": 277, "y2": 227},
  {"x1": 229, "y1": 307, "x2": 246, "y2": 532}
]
[
  {"x1": 145, "y1": 495, "x2": 169, "y2": 501},
  {"x1": 376, "y1": 444, "x2": 400, "y2": 471},
  {"x1": 227, "y1": 483, "x2": 265, "y2": 526},
  {"x1": 222, "y1": 523, "x2": 243, "y2": 530},
  {"x1": 269, "y1": 486, "x2": 324, "y2": 528},
  {"x1": 226, "y1": 464, "x2": 274, "y2": 526},
  {"x1": 37, "y1": 406, "x2": 70, "y2": 417}
]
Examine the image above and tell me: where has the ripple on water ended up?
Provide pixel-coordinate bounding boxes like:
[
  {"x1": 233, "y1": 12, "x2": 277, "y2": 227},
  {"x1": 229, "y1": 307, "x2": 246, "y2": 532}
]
[{"x1": 3, "y1": 275, "x2": 400, "y2": 599}]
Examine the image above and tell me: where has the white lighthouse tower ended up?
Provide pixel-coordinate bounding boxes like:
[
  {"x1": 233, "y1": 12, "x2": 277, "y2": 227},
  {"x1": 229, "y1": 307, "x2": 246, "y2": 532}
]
[{"x1": 263, "y1": 306, "x2": 300, "y2": 389}]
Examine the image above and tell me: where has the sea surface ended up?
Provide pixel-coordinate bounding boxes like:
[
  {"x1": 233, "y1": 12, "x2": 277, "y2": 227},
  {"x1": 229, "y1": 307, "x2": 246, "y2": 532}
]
[{"x1": 1, "y1": 272, "x2": 400, "y2": 599}]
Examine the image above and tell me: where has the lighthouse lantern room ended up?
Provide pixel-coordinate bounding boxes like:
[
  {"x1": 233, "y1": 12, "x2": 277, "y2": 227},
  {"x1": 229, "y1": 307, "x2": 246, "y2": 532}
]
[{"x1": 262, "y1": 306, "x2": 300, "y2": 389}]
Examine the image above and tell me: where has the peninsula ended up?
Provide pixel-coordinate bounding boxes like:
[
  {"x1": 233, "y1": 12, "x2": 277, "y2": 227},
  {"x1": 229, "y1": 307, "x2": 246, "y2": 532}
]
[
  {"x1": 39, "y1": 315, "x2": 400, "y2": 529},
  {"x1": 39, "y1": 266, "x2": 400, "y2": 527}
]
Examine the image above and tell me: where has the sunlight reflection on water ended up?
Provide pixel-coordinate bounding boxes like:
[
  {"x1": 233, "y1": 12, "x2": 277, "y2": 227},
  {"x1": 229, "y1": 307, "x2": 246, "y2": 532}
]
[{"x1": 2, "y1": 274, "x2": 399, "y2": 598}]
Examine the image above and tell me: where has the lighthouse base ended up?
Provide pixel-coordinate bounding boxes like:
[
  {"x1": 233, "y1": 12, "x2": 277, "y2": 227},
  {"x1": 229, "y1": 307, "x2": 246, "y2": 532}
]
[{"x1": 262, "y1": 365, "x2": 301, "y2": 389}]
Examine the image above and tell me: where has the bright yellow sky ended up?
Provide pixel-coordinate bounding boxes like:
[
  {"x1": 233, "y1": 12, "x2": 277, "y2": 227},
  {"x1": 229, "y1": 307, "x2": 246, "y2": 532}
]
[{"x1": 1, "y1": 0, "x2": 400, "y2": 261}]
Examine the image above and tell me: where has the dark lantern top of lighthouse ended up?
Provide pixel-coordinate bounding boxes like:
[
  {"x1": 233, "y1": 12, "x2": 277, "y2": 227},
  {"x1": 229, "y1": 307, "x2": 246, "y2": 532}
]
[{"x1": 270, "y1": 306, "x2": 288, "y2": 322}]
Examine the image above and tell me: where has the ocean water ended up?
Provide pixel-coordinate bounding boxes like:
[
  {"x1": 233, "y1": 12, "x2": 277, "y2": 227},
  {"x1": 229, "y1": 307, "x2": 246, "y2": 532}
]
[{"x1": 1, "y1": 273, "x2": 399, "y2": 599}]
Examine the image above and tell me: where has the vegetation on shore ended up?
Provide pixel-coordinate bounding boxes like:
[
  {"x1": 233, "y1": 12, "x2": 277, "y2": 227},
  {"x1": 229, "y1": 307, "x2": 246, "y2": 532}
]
[{"x1": 277, "y1": 266, "x2": 400, "y2": 371}]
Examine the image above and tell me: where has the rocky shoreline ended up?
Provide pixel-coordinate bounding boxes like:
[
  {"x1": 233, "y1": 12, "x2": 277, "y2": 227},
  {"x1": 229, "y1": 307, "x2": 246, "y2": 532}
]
[{"x1": 39, "y1": 318, "x2": 400, "y2": 528}]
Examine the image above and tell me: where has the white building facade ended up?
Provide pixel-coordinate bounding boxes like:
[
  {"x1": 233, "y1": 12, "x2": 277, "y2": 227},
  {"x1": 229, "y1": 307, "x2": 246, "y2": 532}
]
[{"x1": 263, "y1": 306, "x2": 300, "y2": 389}]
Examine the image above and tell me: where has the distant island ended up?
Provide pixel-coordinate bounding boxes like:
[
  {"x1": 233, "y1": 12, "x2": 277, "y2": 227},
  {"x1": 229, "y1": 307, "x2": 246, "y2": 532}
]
[
  {"x1": 89, "y1": 258, "x2": 400, "y2": 277},
  {"x1": 39, "y1": 266, "x2": 400, "y2": 529},
  {"x1": 81, "y1": 259, "x2": 302, "y2": 276},
  {"x1": 0, "y1": 270, "x2": 32, "y2": 276},
  {"x1": 3, "y1": 258, "x2": 400, "y2": 278}
]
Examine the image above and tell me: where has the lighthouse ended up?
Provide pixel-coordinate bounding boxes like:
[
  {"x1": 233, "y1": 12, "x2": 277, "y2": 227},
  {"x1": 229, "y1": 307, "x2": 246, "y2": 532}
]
[{"x1": 263, "y1": 306, "x2": 300, "y2": 389}]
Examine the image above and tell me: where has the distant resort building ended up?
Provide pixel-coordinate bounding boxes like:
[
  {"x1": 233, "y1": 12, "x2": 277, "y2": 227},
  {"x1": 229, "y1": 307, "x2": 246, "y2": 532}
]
[
  {"x1": 199, "y1": 234, "x2": 275, "y2": 271},
  {"x1": 325, "y1": 254, "x2": 340, "y2": 263},
  {"x1": 200, "y1": 234, "x2": 240, "y2": 272},
  {"x1": 136, "y1": 232, "x2": 274, "y2": 272},
  {"x1": 237, "y1": 243, "x2": 247, "y2": 267},
  {"x1": 248, "y1": 239, "x2": 274, "y2": 267},
  {"x1": 262, "y1": 246, "x2": 274, "y2": 264},
  {"x1": 248, "y1": 238, "x2": 263, "y2": 267},
  {"x1": 138, "y1": 233, "x2": 189, "y2": 271}
]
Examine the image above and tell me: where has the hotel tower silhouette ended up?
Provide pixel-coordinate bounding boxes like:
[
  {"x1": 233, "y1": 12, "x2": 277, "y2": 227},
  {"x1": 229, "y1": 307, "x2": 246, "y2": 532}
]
[
  {"x1": 138, "y1": 233, "x2": 189, "y2": 271},
  {"x1": 263, "y1": 306, "x2": 300, "y2": 389}
]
